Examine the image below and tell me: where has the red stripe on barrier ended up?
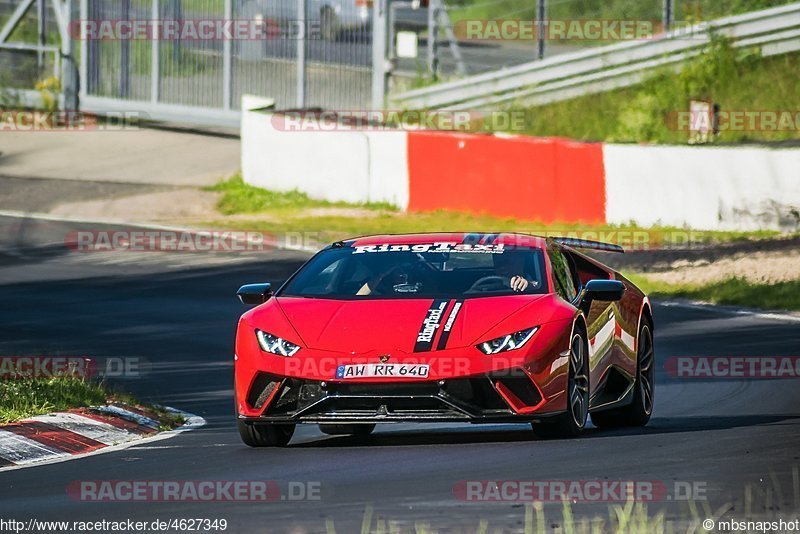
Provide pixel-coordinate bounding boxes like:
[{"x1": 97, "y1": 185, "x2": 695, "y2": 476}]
[
  {"x1": 4, "y1": 421, "x2": 106, "y2": 455},
  {"x1": 406, "y1": 131, "x2": 606, "y2": 223}
]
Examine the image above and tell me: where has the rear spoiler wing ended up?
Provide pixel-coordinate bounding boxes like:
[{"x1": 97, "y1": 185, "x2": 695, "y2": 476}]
[{"x1": 550, "y1": 237, "x2": 625, "y2": 254}]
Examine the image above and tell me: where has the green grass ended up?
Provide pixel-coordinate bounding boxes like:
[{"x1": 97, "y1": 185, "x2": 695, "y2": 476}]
[
  {"x1": 205, "y1": 176, "x2": 782, "y2": 244},
  {"x1": 206, "y1": 174, "x2": 398, "y2": 215},
  {"x1": 206, "y1": 176, "x2": 785, "y2": 245},
  {"x1": 0, "y1": 376, "x2": 186, "y2": 427},
  {"x1": 627, "y1": 275, "x2": 800, "y2": 311},
  {"x1": 447, "y1": 0, "x2": 795, "y2": 24},
  {"x1": 0, "y1": 377, "x2": 108, "y2": 424},
  {"x1": 328, "y1": 466, "x2": 800, "y2": 533},
  {"x1": 509, "y1": 38, "x2": 800, "y2": 144}
]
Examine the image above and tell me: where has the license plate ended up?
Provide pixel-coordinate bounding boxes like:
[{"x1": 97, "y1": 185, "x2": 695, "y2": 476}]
[{"x1": 335, "y1": 364, "x2": 430, "y2": 379}]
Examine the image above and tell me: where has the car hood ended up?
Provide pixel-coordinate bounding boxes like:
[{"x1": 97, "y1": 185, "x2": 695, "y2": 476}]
[{"x1": 274, "y1": 295, "x2": 550, "y2": 353}]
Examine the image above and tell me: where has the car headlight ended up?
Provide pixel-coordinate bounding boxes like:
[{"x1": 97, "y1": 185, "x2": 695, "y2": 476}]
[
  {"x1": 477, "y1": 326, "x2": 539, "y2": 355},
  {"x1": 256, "y1": 329, "x2": 300, "y2": 357}
]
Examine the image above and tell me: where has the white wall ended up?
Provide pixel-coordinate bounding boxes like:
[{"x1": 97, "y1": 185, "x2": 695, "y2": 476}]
[
  {"x1": 604, "y1": 144, "x2": 800, "y2": 231},
  {"x1": 364, "y1": 130, "x2": 410, "y2": 209},
  {"x1": 241, "y1": 101, "x2": 409, "y2": 208},
  {"x1": 241, "y1": 100, "x2": 800, "y2": 231}
]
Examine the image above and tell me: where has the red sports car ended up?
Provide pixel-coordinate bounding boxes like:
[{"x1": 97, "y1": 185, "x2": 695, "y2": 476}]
[{"x1": 234, "y1": 233, "x2": 654, "y2": 446}]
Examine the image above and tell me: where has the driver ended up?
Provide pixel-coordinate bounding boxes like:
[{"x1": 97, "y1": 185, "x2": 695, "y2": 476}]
[
  {"x1": 494, "y1": 252, "x2": 535, "y2": 292},
  {"x1": 357, "y1": 263, "x2": 411, "y2": 296}
]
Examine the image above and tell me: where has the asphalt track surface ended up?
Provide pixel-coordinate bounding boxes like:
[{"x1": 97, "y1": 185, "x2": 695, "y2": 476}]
[{"x1": 1, "y1": 215, "x2": 799, "y2": 532}]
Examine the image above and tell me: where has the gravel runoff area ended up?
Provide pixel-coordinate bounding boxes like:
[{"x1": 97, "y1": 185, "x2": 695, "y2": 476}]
[{"x1": 596, "y1": 238, "x2": 800, "y2": 286}]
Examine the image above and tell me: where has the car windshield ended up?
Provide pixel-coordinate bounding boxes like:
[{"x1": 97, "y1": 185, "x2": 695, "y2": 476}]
[{"x1": 280, "y1": 243, "x2": 548, "y2": 299}]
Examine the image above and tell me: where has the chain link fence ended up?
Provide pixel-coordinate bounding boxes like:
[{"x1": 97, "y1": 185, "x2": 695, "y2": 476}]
[
  {"x1": 0, "y1": 0, "x2": 796, "y2": 119},
  {"x1": 0, "y1": 0, "x2": 61, "y2": 103},
  {"x1": 81, "y1": 0, "x2": 372, "y2": 112}
]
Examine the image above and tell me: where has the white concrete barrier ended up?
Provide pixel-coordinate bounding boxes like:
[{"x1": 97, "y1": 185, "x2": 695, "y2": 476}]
[
  {"x1": 241, "y1": 100, "x2": 409, "y2": 208},
  {"x1": 604, "y1": 144, "x2": 800, "y2": 231},
  {"x1": 240, "y1": 95, "x2": 799, "y2": 231}
]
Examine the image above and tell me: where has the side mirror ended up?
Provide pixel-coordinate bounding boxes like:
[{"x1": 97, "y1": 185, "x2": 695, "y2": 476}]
[
  {"x1": 584, "y1": 279, "x2": 625, "y2": 302},
  {"x1": 237, "y1": 283, "x2": 273, "y2": 305}
]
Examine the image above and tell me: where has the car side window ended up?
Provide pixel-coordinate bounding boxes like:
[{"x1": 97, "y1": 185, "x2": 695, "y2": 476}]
[
  {"x1": 561, "y1": 250, "x2": 583, "y2": 294},
  {"x1": 548, "y1": 247, "x2": 578, "y2": 302}
]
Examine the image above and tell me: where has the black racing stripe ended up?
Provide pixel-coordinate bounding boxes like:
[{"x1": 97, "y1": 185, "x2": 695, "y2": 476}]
[
  {"x1": 414, "y1": 299, "x2": 450, "y2": 352},
  {"x1": 436, "y1": 300, "x2": 463, "y2": 351},
  {"x1": 481, "y1": 233, "x2": 498, "y2": 245}
]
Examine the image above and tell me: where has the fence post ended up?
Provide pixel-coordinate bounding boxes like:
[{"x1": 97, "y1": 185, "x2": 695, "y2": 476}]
[
  {"x1": 537, "y1": 0, "x2": 546, "y2": 60},
  {"x1": 61, "y1": 0, "x2": 79, "y2": 110},
  {"x1": 119, "y1": 0, "x2": 130, "y2": 97},
  {"x1": 434, "y1": 0, "x2": 467, "y2": 76},
  {"x1": 663, "y1": 0, "x2": 674, "y2": 32},
  {"x1": 296, "y1": 0, "x2": 306, "y2": 108},
  {"x1": 371, "y1": 0, "x2": 387, "y2": 110},
  {"x1": 171, "y1": 0, "x2": 181, "y2": 64},
  {"x1": 37, "y1": 0, "x2": 45, "y2": 67},
  {"x1": 223, "y1": 0, "x2": 232, "y2": 109},
  {"x1": 151, "y1": 0, "x2": 160, "y2": 104},
  {"x1": 427, "y1": 1, "x2": 438, "y2": 77},
  {"x1": 79, "y1": 0, "x2": 87, "y2": 101},
  {"x1": 86, "y1": 0, "x2": 100, "y2": 96}
]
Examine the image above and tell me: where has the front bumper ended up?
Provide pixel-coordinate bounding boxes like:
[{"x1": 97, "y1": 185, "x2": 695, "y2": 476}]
[{"x1": 238, "y1": 374, "x2": 560, "y2": 424}]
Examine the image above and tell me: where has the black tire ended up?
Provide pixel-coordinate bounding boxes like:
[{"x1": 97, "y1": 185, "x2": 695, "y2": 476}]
[
  {"x1": 320, "y1": 8, "x2": 340, "y2": 42},
  {"x1": 237, "y1": 419, "x2": 295, "y2": 447},
  {"x1": 319, "y1": 424, "x2": 376, "y2": 436},
  {"x1": 532, "y1": 326, "x2": 589, "y2": 439},
  {"x1": 591, "y1": 320, "x2": 654, "y2": 428}
]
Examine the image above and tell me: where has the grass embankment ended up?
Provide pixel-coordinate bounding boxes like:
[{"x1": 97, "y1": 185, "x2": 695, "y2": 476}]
[
  {"x1": 205, "y1": 175, "x2": 778, "y2": 245},
  {"x1": 208, "y1": 174, "x2": 396, "y2": 214},
  {"x1": 511, "y1": 38, "x2": 800, "y2": 144},
  {"x1": 0, "y1": 377, "x2": 107, "y2": 424},
  {"x1": 447, "y1": 0, "x2": 794, "y2": 24},
  {"x1": 0, "y1": 377, "x2": 184, "y2": 427},
  {"x1": 626, "y1": 275, "x2": 800, "y2": 311}
]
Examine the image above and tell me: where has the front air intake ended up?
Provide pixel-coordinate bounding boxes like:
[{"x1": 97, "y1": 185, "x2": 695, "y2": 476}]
[{"x1": 247, "y1": 372, "x2": 283, "y2": 410}]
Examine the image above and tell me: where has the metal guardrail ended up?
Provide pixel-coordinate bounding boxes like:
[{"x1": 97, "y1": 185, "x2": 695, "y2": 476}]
[{"x1": 391, "y1": 3, "x2": 800, "y2": 110}]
